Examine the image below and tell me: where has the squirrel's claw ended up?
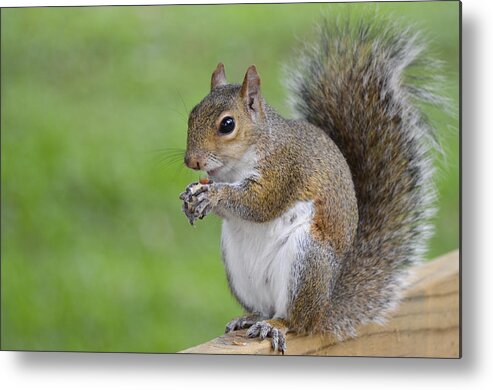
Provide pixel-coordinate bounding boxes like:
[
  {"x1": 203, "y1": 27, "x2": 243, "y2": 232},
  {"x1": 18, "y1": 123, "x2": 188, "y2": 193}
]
[
  {"x1": 180, "y1": 182, "x2": 212, "y2": 225},
  {"x1": 246, "y1": 320, "x2": 287, "y2": 354},
  {"x1": 225, "y1": 313, "x2": 266, "y2": 333}
]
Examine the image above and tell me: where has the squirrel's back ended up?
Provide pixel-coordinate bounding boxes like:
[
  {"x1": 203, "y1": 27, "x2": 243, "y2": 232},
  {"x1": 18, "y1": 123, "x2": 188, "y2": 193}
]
[{"x1": 286, "y1": 16, "x2": 445, "y2": 337}]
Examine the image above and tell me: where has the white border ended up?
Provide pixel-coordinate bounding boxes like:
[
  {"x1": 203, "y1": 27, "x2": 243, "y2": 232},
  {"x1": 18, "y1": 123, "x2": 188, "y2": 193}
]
[
  {"x1": 2, "y1": 0, "x2": 406, "y2": 7},
  {"x1": 2, "y1": 0, "x2": 493, "y2": 389}
]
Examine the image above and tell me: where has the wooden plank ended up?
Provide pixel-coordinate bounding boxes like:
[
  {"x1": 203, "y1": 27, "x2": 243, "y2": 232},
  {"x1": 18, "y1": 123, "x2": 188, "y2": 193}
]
[{"x1": 180, "y1": 250, "x2": 460, "y2": 357}]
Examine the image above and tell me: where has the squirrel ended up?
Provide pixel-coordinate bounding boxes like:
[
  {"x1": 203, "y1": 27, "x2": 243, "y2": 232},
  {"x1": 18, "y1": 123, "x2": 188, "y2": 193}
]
[{"x1": 179, "y1": 16, "x2": 444, "y2": 354}]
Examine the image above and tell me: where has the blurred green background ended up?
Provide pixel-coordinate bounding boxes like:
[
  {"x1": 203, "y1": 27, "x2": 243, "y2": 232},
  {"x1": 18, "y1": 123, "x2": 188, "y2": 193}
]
[{"x1": 1, "y1": 2, "x2": 459, "y2": 353}]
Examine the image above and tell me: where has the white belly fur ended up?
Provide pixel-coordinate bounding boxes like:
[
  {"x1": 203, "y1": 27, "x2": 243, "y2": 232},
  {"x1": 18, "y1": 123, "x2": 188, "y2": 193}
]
[{"x1": 221, "y1": 201, "x2": 314, "y2": 318}]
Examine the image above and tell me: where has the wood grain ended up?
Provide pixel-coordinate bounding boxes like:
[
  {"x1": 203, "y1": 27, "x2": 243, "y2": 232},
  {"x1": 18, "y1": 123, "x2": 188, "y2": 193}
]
[{"x1": 180, "y1": 250, "x2": 460, "y2": 357}]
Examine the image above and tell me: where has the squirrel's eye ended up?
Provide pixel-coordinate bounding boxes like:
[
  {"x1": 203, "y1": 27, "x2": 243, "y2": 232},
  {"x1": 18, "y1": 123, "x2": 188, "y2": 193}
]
[{"x1": 219, "y1": 116, "x2": 235, "y2": 134}]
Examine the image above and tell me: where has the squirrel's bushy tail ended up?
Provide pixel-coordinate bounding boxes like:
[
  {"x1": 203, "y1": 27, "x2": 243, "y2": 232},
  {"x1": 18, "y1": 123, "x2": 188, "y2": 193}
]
[{"x1": 286, "y1": 16, "x2": 445, "y2": 338}]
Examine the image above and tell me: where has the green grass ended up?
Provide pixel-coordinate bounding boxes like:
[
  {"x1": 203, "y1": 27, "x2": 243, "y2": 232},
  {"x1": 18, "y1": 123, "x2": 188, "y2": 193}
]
[{"x1": 1, "y1": 2, "x2": 459, "y2": 352}]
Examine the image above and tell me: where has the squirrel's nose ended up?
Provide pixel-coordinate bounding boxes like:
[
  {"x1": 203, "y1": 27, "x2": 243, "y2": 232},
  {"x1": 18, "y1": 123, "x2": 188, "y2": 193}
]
[{"x1": 184, "y1": 154, "x2": 202, "y2": 170}]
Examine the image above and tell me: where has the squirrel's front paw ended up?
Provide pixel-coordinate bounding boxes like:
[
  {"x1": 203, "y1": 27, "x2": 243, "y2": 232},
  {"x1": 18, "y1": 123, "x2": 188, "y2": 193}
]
[
  {"x1": 179, "y1": 181, "x2": 215, "y2": 225},
  {"x1": 246, "y1": 319, "x2": 288, "y2": 355}
]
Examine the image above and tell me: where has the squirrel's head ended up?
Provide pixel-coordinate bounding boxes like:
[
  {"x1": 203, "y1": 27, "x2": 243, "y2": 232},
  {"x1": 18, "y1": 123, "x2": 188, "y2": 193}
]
[{"x1": 184, "y1": 63, "x2": 265, "y2": 182}]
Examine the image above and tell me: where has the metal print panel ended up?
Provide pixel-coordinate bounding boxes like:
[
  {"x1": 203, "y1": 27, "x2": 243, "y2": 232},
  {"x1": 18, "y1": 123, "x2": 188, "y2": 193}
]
[{"x1": 1, "y1": 1, "x2": 460, "y2": 357}]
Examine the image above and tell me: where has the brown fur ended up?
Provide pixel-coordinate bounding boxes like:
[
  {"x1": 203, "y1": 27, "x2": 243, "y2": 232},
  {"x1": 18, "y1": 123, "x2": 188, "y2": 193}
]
[{"x1": 183, "y1": 15, "x2": 444, "y2": 343}]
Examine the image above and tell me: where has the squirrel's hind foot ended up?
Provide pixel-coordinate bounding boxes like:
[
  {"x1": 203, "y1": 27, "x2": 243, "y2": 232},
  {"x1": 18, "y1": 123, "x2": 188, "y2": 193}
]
[
  {"x1": 246, "y1": 319, "x2": 288, "y2": 355},
  {"x1": 225, "y1": 313, "x2": 266, "y2": 333}
]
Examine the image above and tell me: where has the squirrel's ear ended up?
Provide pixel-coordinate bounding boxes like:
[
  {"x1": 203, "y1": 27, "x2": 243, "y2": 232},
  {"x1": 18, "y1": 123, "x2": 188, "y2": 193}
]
[
  {"x1": 211, "y1": 63, "x2": 227, "y2": 90},
  {"x1": 240, "y1": 65, "x2": 263, "y2": 117}
]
